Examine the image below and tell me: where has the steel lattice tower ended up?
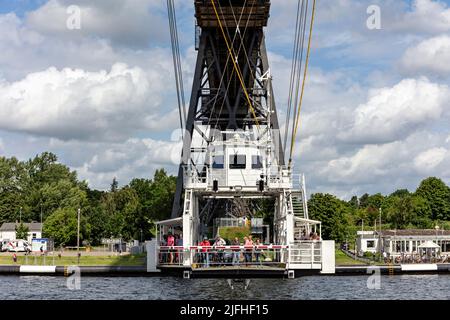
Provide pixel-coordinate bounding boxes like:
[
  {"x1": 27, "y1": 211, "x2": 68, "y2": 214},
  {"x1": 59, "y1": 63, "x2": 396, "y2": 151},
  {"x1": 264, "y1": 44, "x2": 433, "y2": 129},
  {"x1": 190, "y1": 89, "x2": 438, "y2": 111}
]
[{"x1": 172, "y1": 0, "x2": 284, "y2": 218}]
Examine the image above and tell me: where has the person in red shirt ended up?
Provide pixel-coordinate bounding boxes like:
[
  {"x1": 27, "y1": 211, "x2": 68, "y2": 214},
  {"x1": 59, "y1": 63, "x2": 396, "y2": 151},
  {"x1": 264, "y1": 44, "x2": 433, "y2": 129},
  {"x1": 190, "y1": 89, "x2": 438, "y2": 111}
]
[
  {"x1": 200, "y1": 237, "x2": 211, "y2": 268},
  {"x1": 167, "y1": 232, "x2": 175, "y2": 264}
]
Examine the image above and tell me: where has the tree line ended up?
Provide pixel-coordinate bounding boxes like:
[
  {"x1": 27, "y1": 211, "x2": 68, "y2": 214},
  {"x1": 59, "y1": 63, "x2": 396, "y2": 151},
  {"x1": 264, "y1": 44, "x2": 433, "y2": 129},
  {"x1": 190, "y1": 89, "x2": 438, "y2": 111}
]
[
  {"x1": 1, "y1": 152, "x2": 449, "y2": 246},
  {"x1": 308, "y1": 177, "x2": 450, "y2": 244},
  {"x1": 0, "y1": 152, "x2": 176, "y2": 246}
]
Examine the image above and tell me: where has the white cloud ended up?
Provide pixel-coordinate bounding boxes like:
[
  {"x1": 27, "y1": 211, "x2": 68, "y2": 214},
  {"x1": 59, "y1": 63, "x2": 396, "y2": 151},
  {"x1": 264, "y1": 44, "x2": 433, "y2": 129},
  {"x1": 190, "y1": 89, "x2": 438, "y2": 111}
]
[
  {"x1": 69, "y1": 138, "x2": 182, "y2": 189},
  {"x1": 311, "y1": 131, "x2": 450, "y2": 197},
  {"x1": 400, "y1": 35, "x2": 450, "y2": 76},
  {"x1": 339, "y1": 78, "x2": 449, "y2": 144},
  {"x1": 0, "y1": 63, "x2": 177, "y2": 142},
  {"x1": 414, "y1": 147, "x2": 447, "y2": 172},
  {"x1": 392, "y1": 0, "x2": 450, "y2": 34},
  {"x1": 25, "y1": 0, "x2": 168, "y2": 48},
  {"x1": 1, "y1": 0, "x2": 450, "y2": 197}
]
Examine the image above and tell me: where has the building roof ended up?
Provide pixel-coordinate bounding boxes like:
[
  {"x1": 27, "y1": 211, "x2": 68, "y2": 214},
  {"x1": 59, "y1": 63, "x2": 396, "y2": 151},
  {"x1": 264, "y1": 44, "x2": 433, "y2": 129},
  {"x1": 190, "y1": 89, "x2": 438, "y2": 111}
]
[
  {"x1": 0, "y1": 222, "x2": 42, "y2": 232},
  {"x1": 418, "y1": 240, "x2": 441, "y2": 249},
  {"x1": 378, "y1": 229, "x2": 450, "y2": 237}
]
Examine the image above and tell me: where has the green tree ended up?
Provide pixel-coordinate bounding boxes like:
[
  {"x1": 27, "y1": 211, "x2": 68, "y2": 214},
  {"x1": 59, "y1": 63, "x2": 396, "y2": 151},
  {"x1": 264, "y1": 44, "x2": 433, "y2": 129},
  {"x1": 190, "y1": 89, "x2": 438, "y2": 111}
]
[
  {"x1": 348, "y1": 196, "x2": 359, "y2": 210},
  {"x1": 43, "y1": 208, "x2": 90, "y2": 247},
  {"x1": 0, "y1": 156, "x2": 28, "y2": 223},
  {"x1": 390, "y1": 189, "x2": 410, "y2": 198},
  {"x1": 386, "y1": 195, "x2": 416, "y2": 229},
  {"x1": 410, "y1": 195, "x2": 433, "y2": 228},
  {"x1": 415, "y1": 177, "x2": 450, "y2": 220},
  {"x1": 147, "y1": 169, "x2": 176, "y2": 221},
  {"x1": 15, "y1": 222, "x2": 29, "y2": 240},
  {"x1": 308, "y1": 193, "x2": 351, "y2": 243},
  {"x1": 359, "y1": 193, "x2": 369, "y2": 208},
  {"x1": 110, "y1": 177, "x2": 119, "y2": 193}
]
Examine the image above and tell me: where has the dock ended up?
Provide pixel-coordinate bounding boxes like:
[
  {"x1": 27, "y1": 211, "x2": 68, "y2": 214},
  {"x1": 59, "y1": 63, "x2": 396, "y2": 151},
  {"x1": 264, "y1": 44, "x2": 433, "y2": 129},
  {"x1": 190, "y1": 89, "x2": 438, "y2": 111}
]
[{"x1": 2, "y1": 263, "x2": 450, "y2": 277}]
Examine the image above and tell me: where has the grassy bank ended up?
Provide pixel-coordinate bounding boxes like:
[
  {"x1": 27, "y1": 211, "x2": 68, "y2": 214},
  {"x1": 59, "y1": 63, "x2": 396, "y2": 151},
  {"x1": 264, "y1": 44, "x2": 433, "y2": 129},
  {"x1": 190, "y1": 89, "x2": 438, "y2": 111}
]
[
  {"x1": 335, "y1": 249, "x2": 367, "y2": 266},
  {"x1": 0, "y1": 254, "x2": 146, "y2": 266}
]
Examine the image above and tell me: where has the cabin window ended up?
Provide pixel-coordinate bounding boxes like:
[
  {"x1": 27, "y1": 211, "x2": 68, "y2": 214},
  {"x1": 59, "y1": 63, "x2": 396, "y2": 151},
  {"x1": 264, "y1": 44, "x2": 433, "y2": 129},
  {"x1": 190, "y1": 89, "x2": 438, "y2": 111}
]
[
  {"x1": 252, "y1": 155, "x2": 263, "y2": 169},
  {"x1": 32, "y1": 233, "x2": 37, "y2": 239},
  {"x1": 212, "y1": 155, "x2": 224, "y2": 169},
  {"x1": 366, "y1": 240, "x2": 375, "y2": 249},
  {"x1": 229, "y1": 154, "x2": 246, "y2": 169}
]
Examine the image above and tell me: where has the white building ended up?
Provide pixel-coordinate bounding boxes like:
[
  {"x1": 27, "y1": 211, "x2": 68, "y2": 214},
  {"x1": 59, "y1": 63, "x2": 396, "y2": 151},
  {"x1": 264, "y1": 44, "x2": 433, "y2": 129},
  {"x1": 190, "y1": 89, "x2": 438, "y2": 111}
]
[
  {"x1": 356, "y1": 229, "x2": 450, "y2": 257},
  {"x1": 356, "y1": 231, "x2": 380, "y2": 254},
  {"x1": 0, "y1": 222, "x2": 43, "y2": 243}
]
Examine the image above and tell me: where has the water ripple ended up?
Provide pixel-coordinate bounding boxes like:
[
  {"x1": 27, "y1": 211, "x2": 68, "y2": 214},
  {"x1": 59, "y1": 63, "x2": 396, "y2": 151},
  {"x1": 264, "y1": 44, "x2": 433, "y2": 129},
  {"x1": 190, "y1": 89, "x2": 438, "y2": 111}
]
[{"x1": 0, "y1": 275, "x2": 448, "y2": 300}]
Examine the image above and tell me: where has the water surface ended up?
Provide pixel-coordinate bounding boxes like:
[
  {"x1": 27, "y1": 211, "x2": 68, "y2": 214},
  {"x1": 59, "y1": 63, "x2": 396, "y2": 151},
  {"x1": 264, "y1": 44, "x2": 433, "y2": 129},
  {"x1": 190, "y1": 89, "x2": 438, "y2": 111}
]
[{"x1": 0, "y1": 275, "x2": 448, "y2": 300}]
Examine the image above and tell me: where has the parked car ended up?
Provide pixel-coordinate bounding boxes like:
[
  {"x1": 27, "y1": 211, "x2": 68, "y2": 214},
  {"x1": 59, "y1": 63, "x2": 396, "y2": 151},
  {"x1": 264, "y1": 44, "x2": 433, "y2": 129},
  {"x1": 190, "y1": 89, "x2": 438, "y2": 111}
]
[{"x1": 5, "y1": 240, "x2": 31, "y2": 253}]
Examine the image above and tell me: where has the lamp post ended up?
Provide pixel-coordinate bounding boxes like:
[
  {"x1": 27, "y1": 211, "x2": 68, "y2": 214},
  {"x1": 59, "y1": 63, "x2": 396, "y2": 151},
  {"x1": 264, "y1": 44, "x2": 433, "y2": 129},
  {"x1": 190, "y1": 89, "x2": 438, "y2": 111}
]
[
  {"x1": 40, "y1": 203, "x2": 43, "y2": 234},
  {"x1": 77, "y1": 208, "x2": 81, "y2": 264},
  {"x1": 379, "y1": 207, "x2": 382, "y2": 260}
]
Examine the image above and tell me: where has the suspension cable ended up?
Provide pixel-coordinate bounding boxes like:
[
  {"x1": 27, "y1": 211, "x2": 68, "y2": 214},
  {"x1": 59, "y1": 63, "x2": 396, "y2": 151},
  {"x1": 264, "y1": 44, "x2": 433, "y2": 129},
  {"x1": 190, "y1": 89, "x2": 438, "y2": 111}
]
[
  {"x1": 210, "y1": 0, "x2": 260, "y2": 128},
  {"x1": 167, "y1": 0, "x2": 187, "y2": 137},
  {"x1": 284, "y1": 0, "x2": 308, "y2": 158},
  {"x1": 212, "y1": 0, "x2": 256, "y2": 131},
  {"x1": 288, "y1": 0, "x2": 316, "y2": 167}
]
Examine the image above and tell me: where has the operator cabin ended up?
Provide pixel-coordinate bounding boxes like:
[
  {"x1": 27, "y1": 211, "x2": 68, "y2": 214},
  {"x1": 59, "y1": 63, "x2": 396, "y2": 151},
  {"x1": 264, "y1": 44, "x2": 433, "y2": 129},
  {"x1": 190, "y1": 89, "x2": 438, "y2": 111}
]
[
  {"x1": 208, "y1": 133, "x2": 267, "y2": 192},
  {"x1": 185, "y1": 131, "x2": 283, "y2": 192}
]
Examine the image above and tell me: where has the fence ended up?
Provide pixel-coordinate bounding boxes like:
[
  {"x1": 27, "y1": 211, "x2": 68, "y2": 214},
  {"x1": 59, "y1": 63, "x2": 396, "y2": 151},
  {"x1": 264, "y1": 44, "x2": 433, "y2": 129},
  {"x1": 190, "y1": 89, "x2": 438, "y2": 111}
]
[{"x1": 157, "y1": 245, "x2": 288, "y2": 268}]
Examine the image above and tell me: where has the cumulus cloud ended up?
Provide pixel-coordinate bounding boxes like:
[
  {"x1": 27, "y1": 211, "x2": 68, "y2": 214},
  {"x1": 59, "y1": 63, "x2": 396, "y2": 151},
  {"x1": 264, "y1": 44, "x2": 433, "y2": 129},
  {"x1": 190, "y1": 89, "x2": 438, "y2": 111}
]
[
  {"x1": 311, "y1": 132, "x2": 450, "y2": 196},
  {"x1": 1, "y1": 0, "x2": 450, "y2": 197},
  {"x1": 0, "y1": 63, "x2": 177, "y2": 141},
  {"x1": 400, "y1": 35, "x2": 450, "y2": 76},
  {"x1": 69, "y1": 138, "x2": 182, "y2": 188},
  {"x1": 339, "y1": 78, "x2": 449, "y2": 144},
  {"x1": 25, "y1": 0, "x2": 168, "y2": 48},
  {"x1": 414, "y1": 147, "x2": 448, "y2": 172},
  {"x1": 392, "y1": 0, "x2": 450, "y2": 34}
]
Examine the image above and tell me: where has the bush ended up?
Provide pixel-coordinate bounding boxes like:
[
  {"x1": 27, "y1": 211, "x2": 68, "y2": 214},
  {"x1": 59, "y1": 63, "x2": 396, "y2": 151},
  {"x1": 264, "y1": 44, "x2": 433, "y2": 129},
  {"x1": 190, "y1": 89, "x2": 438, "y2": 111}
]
[{"x1": 217, "y1": 226, "x2": 251, "y2": 243}]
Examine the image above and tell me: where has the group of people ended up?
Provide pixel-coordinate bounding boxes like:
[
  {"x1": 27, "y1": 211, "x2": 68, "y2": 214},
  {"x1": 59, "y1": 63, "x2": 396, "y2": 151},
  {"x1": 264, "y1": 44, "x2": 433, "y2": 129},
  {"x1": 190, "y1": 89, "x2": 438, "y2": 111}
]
[
  {"x1": 299, "y1": 231, "x2": 321, "y2": 241},
  {"x1": 159, "y1": 232, "x2": 183, "y2": 264},
  {"x1": 197, "y1": 235, "x2": 266, "y2": 268},
  {"x1": 387, "y1": 251, "x2": 449, "y2": 264}
]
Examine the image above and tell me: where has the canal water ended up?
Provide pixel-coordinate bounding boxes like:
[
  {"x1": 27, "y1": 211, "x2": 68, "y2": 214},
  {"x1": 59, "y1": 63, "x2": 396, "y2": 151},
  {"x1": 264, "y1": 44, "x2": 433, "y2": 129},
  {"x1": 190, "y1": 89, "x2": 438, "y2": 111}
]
[{"x1": 0, "y1": 275, "x2": 448, "y2": 300}]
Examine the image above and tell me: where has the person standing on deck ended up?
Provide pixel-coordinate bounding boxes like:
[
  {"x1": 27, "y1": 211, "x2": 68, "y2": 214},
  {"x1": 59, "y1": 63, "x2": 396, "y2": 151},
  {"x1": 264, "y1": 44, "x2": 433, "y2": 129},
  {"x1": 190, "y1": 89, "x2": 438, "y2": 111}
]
[
  {"x1": 176, "y1": 233, "x2": 183, "y2": 264},
  {"x1": 213, "y1": 236, "x2": 226, "y2": 266},
  {"x1": 232, "y1": 237, "x2": 241, "y2": 266},
  {"x1": 167, "y1": 232, "x2": 175, "y2": 264},
  {"x1": 254, "y1": 239, "x2": 262, "y2": 265},
  {"x1": 244, "y1": 236, "x2": 254, "y2": 265},
  {"x1": 200, "y1": 237, "x2": 211, "y2": 268}
]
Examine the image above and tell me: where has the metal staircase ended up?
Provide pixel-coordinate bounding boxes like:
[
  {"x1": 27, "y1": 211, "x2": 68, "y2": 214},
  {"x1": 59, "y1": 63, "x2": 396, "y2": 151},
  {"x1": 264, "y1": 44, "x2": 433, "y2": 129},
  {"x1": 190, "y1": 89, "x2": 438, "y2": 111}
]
[
  {"x1": 292, "y1": 184, "x2": 310, "y2": 240},
  {"x1": 292, "y1": 190, "x2": 308, "y2": 219}
]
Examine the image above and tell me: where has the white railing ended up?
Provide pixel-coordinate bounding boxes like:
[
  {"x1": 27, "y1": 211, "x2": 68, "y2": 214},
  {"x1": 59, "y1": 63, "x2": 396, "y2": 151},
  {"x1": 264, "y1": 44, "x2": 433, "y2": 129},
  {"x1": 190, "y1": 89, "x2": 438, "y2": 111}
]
[
  {"x1": 267, "y1": 167, "x2": 292, "y2": 189},
  {"x1": 183, "y1": 165, "x2": 209, "y2": 188},
  {"x1": 157, "y1": 245, "x2": 288, "y2": 268},
  {"x1": 288, "y1": 241, "x2": 322, "y2": 266}
]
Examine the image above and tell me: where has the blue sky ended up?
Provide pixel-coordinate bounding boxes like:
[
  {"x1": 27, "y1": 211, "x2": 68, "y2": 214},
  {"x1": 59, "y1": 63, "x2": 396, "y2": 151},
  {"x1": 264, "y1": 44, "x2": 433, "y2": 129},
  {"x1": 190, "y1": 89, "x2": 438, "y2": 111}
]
[{"x1": 0, "y1": 0, "x2": 449, "y2": 198}]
